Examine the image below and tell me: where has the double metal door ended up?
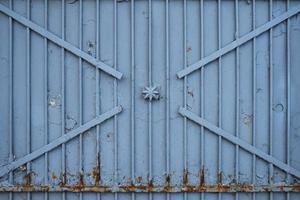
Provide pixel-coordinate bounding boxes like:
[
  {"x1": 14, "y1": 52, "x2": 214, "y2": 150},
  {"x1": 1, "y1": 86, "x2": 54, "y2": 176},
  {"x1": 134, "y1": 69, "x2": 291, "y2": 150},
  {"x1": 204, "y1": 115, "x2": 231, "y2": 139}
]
[{"x1": 0, "y1": 0, "x2": 300, "y2": 199}]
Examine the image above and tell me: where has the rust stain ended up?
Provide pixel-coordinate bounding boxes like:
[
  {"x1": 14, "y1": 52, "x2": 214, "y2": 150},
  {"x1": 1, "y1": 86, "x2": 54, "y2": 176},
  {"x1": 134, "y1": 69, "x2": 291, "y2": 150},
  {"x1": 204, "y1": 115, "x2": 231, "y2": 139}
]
[
  {"x1": 215, "y1": 185, "x2": 231, "y2": 193},
  {"x1": 52, "y1": 174, "x2": 57, "y2": 180},
  {"x1": 96, "y1": 152, "x2": 101, "y2": 183},
  {"x1": 119, "y1": 179, "x2": 148, "y2": 192},
  {"x1": 19, "y1": 185, "x2": 34, "y2": 192},
  {"x1": 21, "y1": 185, "x2": 50, "y2": 193},
  {"x1": 79, "y1": 174, "x2": 84, "y2": 186},
  {"x1": 41, "y1": 186, "x2": 50, "y2": 192},
  {"x1": 60, "y1": 172, "x2": 66, "y2": 187},
  {"x1": 137, "y1": 176, "x2": 142, "y2": 183},
  {"x1": 242, "y1": 185, "x2": 254, "y2": 192},
  {"x1": 3, "y1": 171, "x2": 300, "y2": 193},
  {"x1": 60, "y1": 185, "x2": 112, "y2": 193},
  {"x1": 129, "y1": 179, "x2": 135, "y2": 192},
  {"x1": 92, "y1": 166, "x2": 100, "y2": 186},
  {"x1": 199, "y1": 168, "x2": 205, "y2": 186},
  {"x1": 66, "y1": 173, "x2": 86, "y2": 192},
  {"x1": 163, "y1": 174, "x2": 173, "y2": 192},
  {"x1": 166, "y1": 174, "x2": 171, "y2": 184},
  {"x1": 181, "y1": 185, "x2": 195, "y2": 193},
  {"x1": 119, "y1": 179, "x2": 135, "y2": 192},
  {"x1": 147, "y1": 179, "x2": 154, "y2": 192},
  {"x1": 218, "y1": 171, "x2": 223, "y2": 184},
  {"x1": 24, "y1": 172, "x2": 32, "y2": 186},
  {"x1": 3, "y1": 184, "x2": 300, "y2": 193},
  {"x1": 263, "y1": 187, "x2": 271, "y2": 192},
  {"x1": 183, "y1": 169, "x2": 188, "y2": 185},
  {"x1": 291, "y1": 185, "x2": 300, "y2": 192}
]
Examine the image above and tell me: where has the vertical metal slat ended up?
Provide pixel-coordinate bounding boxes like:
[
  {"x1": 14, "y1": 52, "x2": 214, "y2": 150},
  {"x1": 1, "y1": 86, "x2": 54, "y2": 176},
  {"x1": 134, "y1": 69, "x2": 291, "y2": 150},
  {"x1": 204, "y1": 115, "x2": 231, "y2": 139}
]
[
  {"x1": 234, "y1": 1, "x2": 240, "y2": 200},
  {"x1": 79, "y1": 1, "x2": 83, "y2": 199},
  {"x1": 200, "y1": 1, "x2": 204, "y2": 199},
  {"x1": 252, "y1": 1, "x2": 256, "y2": 200},
  {"x1": 165, "y1": 1, "x2": 170, "y2": 200},
  {"x1": 183, "y1": 1, "x2": 188, "y2": 200},
  {"x1": 217, "y1": 1, "x2": 222, "y2": 200},
  {"x1": 61, "y1": 1, "x2": 66, "y2": 199},
  {"x1": 286, "y1": 1, "x2": 291, "y2": 200},
  {"x1": 26, "y1": 1, "x2": 31, "y2": 199},
  {"x1": 269, "y1": 2, "x2": 274, "y2": 200},
  {"x1": 96, "y1": 1, "x2": 101, "y2": 200},
  {"x1": 113, "y1": 1, "x2": 118, "y2": 200},
  {"x1": 44, "y1": 0, "x2": 48, "y2": 199},
  {"x1": 148, "y1": 4, "x2": 153, "y2": 200},
  {"x1": 148, "y1": 0, "x2": 153, "y2": 189},
  {"x1": 130, "y1": 2, "x2": 135, "y2": 200},
  {"x1": 8, "y1": 0, "x2": 13, "y2": 199}
]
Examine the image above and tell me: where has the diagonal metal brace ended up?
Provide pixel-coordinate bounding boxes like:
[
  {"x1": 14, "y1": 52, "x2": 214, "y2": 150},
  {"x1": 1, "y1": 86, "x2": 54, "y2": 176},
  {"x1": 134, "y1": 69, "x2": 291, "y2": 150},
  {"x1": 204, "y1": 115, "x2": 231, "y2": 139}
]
[
  {"x1": 177, "y1": 4, "x2": 300, "y2": 79},
  {"x1": 0, "y1": 106, "x2": 122, "y2": 178},
  {"x1": 178, "y1": 107, "x2": 300, "y2": 179},
  {"x1": 0, "y1": 3, "x2": 122, "y2": 79}
]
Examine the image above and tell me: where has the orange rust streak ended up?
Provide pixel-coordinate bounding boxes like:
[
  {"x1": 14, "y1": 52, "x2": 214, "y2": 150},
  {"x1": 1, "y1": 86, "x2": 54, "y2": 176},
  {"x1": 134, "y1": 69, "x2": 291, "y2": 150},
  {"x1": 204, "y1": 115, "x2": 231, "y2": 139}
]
[
  {"x1": 147, "y1": 179, "x2": 154, "y2": 192},
  {"x1": 137, "y1": 176, "x2": 142, "y2": 183},
  {"x1": 92, "y1": 167, "x2": 100, "y2": 186},
  {"x1": 291, "y1": 185, "x2": 300, "y2": 192},
  {"x1": 68, "y1": 174, "x2": 85, "y2": 192},
  {"x1": 52, "y1": 175, "x2": 57, "y2": 180}
]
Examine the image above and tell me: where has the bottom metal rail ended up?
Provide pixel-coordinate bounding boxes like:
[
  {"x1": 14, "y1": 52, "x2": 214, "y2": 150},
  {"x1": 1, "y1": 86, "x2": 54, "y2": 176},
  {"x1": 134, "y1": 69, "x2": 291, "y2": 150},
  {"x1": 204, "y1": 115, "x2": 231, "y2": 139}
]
[{"x1": 0, "y1": 184, "x2": 299, "y2": 193}]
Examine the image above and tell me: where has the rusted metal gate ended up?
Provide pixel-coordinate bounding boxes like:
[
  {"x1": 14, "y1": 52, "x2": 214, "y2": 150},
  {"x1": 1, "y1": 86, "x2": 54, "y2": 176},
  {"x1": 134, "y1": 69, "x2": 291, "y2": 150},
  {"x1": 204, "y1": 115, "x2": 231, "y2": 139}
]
[{"x1": 0, "y1": 0, "x2": 300, "y2": 199}]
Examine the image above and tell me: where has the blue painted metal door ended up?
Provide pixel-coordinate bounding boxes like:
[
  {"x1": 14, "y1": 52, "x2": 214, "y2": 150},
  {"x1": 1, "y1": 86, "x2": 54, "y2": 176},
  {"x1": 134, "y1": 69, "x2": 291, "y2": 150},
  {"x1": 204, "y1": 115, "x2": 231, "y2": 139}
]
[{"x1": 1, "y1": 0, "x2": 300, "y2": 199}]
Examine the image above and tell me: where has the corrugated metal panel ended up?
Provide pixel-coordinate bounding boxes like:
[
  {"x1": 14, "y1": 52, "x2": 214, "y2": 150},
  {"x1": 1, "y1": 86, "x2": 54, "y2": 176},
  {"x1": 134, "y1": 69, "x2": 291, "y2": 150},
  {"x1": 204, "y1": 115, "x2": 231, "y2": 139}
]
[{"x1": 0, "y1": 0, "x2": 300, "y2": 199}]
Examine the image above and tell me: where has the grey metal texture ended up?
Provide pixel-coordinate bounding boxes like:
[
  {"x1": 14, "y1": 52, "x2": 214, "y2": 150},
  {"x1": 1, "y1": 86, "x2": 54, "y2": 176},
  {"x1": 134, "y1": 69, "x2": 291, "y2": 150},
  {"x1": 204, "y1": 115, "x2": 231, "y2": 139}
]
[{"x1": 0, "y1": 0, "x2": 300, "y2": 200}]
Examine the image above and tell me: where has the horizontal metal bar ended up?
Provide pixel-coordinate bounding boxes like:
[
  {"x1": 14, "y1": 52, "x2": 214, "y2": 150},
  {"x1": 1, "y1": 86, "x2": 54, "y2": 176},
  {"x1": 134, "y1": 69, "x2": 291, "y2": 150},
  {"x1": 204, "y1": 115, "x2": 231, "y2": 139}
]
[
  {"x1": 0, "y1": 184, "x2": 299, "y2": 193},
  {"x1": 178, "y1": 107, "x2": 300, "y2": 179},
  {"x1": 176, "y1": 4, "x2": 300, "y2": 78},
  {"x1": 0, "y1": 106, "x2": 123, "y2": 177},
  {"x1": 0, "y1": 3, "x2": 123, "y2": 79}
]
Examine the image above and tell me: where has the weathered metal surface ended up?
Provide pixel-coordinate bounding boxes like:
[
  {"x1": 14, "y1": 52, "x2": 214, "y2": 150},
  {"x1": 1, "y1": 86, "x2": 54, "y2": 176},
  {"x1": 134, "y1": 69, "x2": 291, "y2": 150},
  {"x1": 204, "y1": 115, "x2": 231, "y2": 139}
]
[{"x1": 1, "y1": 0, "x2": 300, "y2": 200}]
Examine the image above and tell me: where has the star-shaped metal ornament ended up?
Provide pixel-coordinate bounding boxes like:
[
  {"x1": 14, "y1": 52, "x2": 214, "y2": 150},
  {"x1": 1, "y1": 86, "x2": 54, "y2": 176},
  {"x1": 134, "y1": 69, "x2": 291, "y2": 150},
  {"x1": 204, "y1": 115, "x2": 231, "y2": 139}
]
[{"x1": 142, "y1": 86, "x2": 160, "y2": 101}]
